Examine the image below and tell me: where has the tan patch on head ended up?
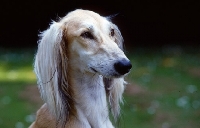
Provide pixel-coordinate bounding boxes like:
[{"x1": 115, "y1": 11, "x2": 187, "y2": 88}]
[{"x1": 61, "y1": 9, "x2": 110, "y2": 41}]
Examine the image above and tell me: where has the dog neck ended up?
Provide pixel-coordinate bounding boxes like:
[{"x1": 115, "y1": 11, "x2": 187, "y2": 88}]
[{"x1": 69, "y1": 69, "x2": 114, "y2": 128}]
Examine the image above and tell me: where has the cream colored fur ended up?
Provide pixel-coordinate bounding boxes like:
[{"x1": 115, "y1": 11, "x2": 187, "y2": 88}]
[{"x1": 30, "y1": 9, "x2": 131, "y2": 128}]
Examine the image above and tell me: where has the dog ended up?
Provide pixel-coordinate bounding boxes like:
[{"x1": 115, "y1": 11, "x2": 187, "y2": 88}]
[{"x1": 29, "y1": 9, "x2": 132, "y2": 128}]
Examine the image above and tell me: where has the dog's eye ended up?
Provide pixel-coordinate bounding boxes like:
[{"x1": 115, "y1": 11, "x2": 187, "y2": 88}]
[
  {"x1": 110, "y1": 29, "x2": 115, "y2": 37},
  {"x1": 81, "y1": 32, "x2": 94, "y2": 39}
]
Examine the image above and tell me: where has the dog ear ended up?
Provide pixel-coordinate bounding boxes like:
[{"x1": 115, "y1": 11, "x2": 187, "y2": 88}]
[
  {"x1": 106, "y1": 16, "x2": 124, "y2": 50},
  {"x1": 104, "y1": 77, "x2": 125, "y2": 122},
  {"x1": 113, "y1": 24, "x2": 124, "y2": 50},
  {"x1": 34, "y1": 21, "x2": 74, "y2": 127}
]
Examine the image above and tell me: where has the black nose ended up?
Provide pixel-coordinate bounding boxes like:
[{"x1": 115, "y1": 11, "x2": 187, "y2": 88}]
[{"x1": 114, "y1": 59, "x2": 132, "y2": 75}]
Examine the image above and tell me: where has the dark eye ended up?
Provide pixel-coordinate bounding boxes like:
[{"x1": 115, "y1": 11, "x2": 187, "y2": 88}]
[
  {"x1": 81, "y1": 31, "x2": 94, "y2": 39},
  {"x1": 110, "y1": 29, "x2": 115, "y2": 36}
]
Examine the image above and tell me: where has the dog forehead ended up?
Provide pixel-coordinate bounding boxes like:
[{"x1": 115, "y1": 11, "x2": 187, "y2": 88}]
[
  {"x1": 64, "y1": 9, "x2": 111, "y2": 29},
  {"x1": 67, "y1": 9, "x2": 104, "y2": 20}
]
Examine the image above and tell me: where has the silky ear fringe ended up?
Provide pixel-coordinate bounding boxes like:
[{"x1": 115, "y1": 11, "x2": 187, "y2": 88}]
[
  {"x1": 34, "y1": 22, "x2": 72, "y2": 127},
  {"x1": 104, "y1": 78, "x2": 125, "y2": 121}
]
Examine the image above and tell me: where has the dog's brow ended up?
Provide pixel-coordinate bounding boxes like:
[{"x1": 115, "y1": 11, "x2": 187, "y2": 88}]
[{"x1": 81, "y1": 24, "x2": 94, "y2": 32}]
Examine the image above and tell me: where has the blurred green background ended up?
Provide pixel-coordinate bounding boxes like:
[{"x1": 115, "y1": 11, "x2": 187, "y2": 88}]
[{"x1": 0, "y1": 46, "x2": 200, "y2": 128}]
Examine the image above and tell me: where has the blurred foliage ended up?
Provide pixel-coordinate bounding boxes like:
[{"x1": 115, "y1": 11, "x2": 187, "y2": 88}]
[
  {"x1": 0, "y1": 46, "x2": 200, "y2": 128},
  {"x1": 0, "y1": 48, "x2": 37, "y2": 128},
  {"x1": 0, "y1": 48, "x2": 36, "y2": 83},
  {"x1": 121, "y1": 46, "x2": 200, "y2": 128}
]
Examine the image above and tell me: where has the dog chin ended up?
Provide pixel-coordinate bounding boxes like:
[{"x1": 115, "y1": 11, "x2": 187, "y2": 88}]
[
  {"x1": 102, "y1": 72, "x2": 125, "y2": 79},
  {"x1": 111, "y1": 74, "x2": 124, "y2": 78}
]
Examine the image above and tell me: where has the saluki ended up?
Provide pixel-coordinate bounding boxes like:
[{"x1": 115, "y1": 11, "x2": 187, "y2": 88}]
[{"x1": 30, "y1": 9, "x2": 132, "y2": 128}]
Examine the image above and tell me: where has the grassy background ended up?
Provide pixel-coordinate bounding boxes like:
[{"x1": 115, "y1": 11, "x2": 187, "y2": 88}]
[
  {"x1": 0, "y1": 48, "x2": 37, "y2": 128},
  {"x1": 0, "y1": 47, "x2": 200, "y2": 128}
]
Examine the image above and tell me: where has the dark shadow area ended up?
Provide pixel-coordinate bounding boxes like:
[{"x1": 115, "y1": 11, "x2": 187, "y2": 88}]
[{"x1": 0, "y1": 1, "x2": 199, "y2": 48}]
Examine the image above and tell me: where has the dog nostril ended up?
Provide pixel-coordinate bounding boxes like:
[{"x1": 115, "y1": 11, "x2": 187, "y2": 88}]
[{"x1": 114, "y1": 59, "x2": 132, "y2": 75}]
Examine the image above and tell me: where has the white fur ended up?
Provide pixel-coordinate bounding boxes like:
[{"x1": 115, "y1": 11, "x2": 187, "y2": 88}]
[{"x1": 31, "y1": 9, "x2": 131, "y2": 128}]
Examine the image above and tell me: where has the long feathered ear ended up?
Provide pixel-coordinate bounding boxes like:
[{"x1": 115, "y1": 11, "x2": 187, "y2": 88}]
[
  {"x1": 106, "y1": 15, "x2": 124, "y2": 49},
  {"x1": 34, "y1": 21, "x2": 74, "y2": 127},
  {"x1": 104, "y1": 23, "x2": 125, "y2": 121},
  {"x1": 104, "y1": 78, "x2": 125, "y2": 121}
]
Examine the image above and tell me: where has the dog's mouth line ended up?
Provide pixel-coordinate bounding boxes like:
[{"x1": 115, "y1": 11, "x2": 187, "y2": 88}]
[
  {"x1": 90, "y1": 67, "x2": 128, "y2": 77},
  {"x1": 90, "y1": 67, "x2": 98, "y2": 73}
]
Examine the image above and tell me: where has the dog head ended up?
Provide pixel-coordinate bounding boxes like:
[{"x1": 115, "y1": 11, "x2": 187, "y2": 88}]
[{"x1": 60, "y1": 9, "x2": 131, "y2": 77}]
